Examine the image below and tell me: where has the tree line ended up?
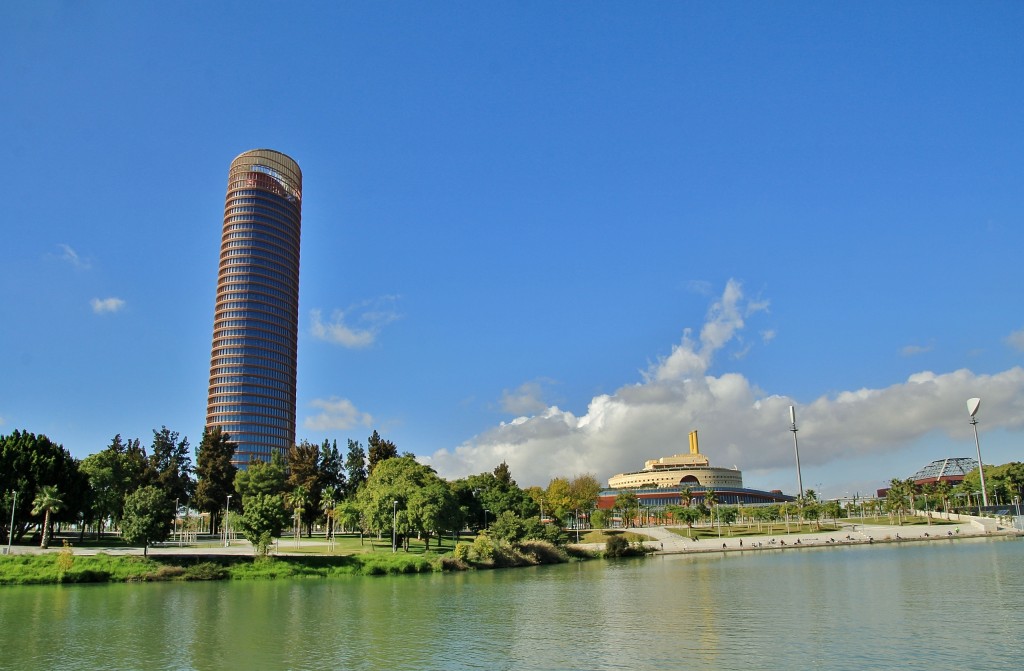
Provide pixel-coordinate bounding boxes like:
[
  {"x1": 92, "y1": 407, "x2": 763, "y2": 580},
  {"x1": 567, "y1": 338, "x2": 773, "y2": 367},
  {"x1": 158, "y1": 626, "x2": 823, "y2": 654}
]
[{"x1": 0, "y1": 427, "x2": 602, "y2": 556}]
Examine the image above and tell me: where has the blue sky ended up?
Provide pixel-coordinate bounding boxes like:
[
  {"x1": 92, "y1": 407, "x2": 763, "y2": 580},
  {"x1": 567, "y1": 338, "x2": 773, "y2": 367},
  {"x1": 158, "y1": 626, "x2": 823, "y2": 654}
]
[{"x1": 3, "y1": 2, "x2": 1023, "y2": 498}]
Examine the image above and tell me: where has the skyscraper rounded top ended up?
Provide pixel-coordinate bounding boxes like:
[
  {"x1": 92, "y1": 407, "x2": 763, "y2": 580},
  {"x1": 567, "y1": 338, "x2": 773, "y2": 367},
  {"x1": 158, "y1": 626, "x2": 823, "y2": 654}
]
[{"x1": 229, "y1": 149, "x2": 302, "y2": 203}]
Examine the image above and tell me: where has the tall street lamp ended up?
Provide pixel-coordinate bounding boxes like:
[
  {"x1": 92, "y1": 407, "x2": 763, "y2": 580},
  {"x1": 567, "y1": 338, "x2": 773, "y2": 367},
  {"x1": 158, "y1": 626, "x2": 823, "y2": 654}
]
[
  {"x1": 967, "y1": 398, "x2": 989, "y2": 508},
  {"x1": 6, "y1": 490, "x2": 17, "y2": 555},
  {"x1": 392, "y1": 500, "x2": 398, "y2": 553},
  {"x1": 483, "y1": 509, "x2": 489, "y2": 530},
  {"x1": 225, "y1": 495, "x2": 232, "y2": 547},
  {"x1": 789, "y1": 405, "x2": 805, "y2": 500}
]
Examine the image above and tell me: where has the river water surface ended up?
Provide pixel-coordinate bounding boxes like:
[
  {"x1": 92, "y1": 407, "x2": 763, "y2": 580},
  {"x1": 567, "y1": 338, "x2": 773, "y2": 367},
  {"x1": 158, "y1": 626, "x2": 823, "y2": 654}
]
[{"x1": 1, "y1": 537, "x2": 1021, "y2": 670}]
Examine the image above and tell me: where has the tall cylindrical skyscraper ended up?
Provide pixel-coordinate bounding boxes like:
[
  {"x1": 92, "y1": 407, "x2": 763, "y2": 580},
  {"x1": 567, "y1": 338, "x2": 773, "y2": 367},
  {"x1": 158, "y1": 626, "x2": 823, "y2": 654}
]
[{"x1": 206, "y1": 149, "x2": 302, "y2": 466}]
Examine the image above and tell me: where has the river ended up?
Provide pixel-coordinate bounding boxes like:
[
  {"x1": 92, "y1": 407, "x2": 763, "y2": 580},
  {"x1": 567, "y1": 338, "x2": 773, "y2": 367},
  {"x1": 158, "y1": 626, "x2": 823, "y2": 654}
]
[{"x1": 1, "y1": 537, "x2": 1020, "y2": 670}]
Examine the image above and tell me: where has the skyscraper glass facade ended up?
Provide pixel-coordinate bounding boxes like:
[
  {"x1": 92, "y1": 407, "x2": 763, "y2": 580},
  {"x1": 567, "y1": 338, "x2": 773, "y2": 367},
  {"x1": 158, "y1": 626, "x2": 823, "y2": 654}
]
[{"x1": 206, "y1": 149, "x2": 302, "y2": 466}]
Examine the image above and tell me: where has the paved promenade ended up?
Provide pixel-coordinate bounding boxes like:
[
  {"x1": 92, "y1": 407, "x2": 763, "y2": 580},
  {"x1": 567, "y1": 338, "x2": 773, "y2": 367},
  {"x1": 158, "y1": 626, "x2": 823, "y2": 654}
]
[
  {"x1": 5, "y1": 516, "x2": 1018, "y2": 558},
  {"x1": 572, "y1": 517, "x2": 1017, "y2": 555}
]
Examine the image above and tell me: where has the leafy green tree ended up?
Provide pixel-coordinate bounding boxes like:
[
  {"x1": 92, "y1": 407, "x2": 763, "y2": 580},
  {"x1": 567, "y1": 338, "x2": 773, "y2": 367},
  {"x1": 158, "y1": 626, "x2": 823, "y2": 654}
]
[
  {"x1": 568, "y1": 474, "x2": 601, "y2": 524},
  {"x1": 288, "y1": 441, "x2": 322, "y2": 535},
  {"x1": 675, "y1": 506, "x2": 701, "y2": 535},
  {"x1": 148, "y1": 427, "x2": 194, "y2": 505},
  {"x1": 319, "y1": 439, "x2": 347, "y2": 494},
  {"x1": 194, "y1": 427, "x2": 237, "y2": 535},
  {"x1": 235, "y1": 451, "x2": 287, "y2": 500},
  {"x1": 459, "y1": 464, "x2": 539, "y2": 527},
  {"x1": 120, "y1": 486, "x2": 173, "y2": 556},
  {"x1": 344, "y1": 439, "x2": 368, "y2": 498},
  {"x1": 590, "y1": 508, "x2": 609, "y2": 529},
  {"x1": 367, "y1": 430, "x2": 398, "y2": 474},
  {"x1": 236, "y1": 493, "x2": 289, "y2": 556},
  {"x1": 357, "y1": 456, "x2": 458, "y2": 551},
  {"x1": 0, "y1": 430, "x2": 88, "y2": 543},
  {"x1": 31, "y1": 485, "x2": 64, "y2": 549},
  {"x1": 614, "y1": 491, "x2": 639, "y2": 528},
  {"x1": 81, "y1": 435, "x2": 148, "y2": 538},
  {"x1": 489, "y1": 510, "x2": 531, "y2": 544},
  {"x1": 718, "y1": 505, "x2": 739, "y2": 526},
  {"x1": 545, "y1": 477, "x2": 572, "y2": 522}
]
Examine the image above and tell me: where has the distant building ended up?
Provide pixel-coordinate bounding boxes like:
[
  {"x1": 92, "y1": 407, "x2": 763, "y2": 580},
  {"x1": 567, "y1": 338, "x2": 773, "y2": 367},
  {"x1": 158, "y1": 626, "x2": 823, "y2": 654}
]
[
  {"x1": 876, "y1": 457, "x2": 978, "y2": 497},
  {"x1": 598, "y1": 431, "x2": 793, "y2": 510},
  {"x1": 205, "y1": 149, "x2": 302, "y2": 467}
]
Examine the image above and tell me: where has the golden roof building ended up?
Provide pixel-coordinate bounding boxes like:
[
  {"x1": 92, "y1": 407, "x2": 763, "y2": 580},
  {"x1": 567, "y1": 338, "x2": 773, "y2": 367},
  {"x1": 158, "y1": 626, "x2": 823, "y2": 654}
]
[{"x1": 607, "y1": 431, "x2": 743, "y2": 490}]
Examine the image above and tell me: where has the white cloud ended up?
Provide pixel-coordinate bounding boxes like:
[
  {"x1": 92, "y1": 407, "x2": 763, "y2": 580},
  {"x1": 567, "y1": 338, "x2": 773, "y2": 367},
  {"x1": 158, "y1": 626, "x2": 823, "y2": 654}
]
[
  {"x1": 90, "y1": 297, "x2": 125, "y2": 314},
  {"x1": 58, "y1": 244, "x2": 91, "y2": 270},
  {"x1": 901, "y1": 343, "x2": 933, "y2": 357},
  {"x1": 304, "y1": 396, "x2": 373, "y2": 431},
  {"x1": 423, "y1": 280, "x2": 1024, "y2": 488},
  {"x1": 501, "y1": 381, "x2": 552, "y2": 415},
  {"x1": 310, "y1": 297, "x2": 400, "y2": 348},
  {"x1": 1006, "y1": 328, "x2": 1024, "y2": 352}
]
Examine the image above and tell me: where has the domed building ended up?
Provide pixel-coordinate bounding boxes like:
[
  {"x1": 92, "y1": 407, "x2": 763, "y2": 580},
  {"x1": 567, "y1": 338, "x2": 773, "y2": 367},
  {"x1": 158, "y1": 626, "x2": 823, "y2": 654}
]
[{"x1": 597, "y1": 430, "x2": 793, "y2": 512}]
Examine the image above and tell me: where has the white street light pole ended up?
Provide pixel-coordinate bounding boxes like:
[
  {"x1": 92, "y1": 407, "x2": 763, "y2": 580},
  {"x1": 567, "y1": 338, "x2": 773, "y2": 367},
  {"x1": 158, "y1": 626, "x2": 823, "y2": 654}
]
[
  {"x1": 789, "y1": 405, "x2": 805, "y2": 500},
  {"x1": 392, "y1": 500, "x2": 398, "y2": 553},
  {"x1": 6, "y1": 490, "x2": 17, "y2": 555},
  {"x1": 225, "y1": 495, "x2": 232, "y2": 547},
  {"x1": 967, "y1": 398, "x2": 989, "y2": 508}
]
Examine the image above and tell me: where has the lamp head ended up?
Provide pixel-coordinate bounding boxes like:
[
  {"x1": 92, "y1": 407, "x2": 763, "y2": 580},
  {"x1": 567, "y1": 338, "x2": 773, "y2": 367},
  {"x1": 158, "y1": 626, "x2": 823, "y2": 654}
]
[{"x1": 967, "y1": 397, "x2": 981, "y2": 418}]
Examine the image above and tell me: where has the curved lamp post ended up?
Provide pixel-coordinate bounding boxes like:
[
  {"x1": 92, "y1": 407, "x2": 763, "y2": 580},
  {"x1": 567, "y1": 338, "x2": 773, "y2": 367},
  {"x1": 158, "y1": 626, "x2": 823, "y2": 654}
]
[
  {"x1": 789, "y1": 405, "x2": 805, "y2": 500},
  {"x1": 967, "y1": 398, "x2": 989, "y2": 508}
]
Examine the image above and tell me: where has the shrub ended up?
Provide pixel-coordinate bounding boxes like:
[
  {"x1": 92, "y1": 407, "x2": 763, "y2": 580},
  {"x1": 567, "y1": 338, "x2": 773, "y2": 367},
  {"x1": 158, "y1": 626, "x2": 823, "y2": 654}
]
[
  {"x1": 471, "y1": 533, "x2": 496, "y2": 562},
  {"x1": 605, "y1": 535, "x2": 630, "y2": 557},
  {"x1": 184, "y1": 562, "x2": 229, "y2": 581},
  {"x1": 453, "y1": 542, "x2": 471, "y2": 562}
]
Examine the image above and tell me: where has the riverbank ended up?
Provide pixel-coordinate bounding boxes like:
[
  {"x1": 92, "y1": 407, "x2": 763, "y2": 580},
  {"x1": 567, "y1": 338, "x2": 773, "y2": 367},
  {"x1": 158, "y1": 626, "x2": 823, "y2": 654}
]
[
  {"x1": 569, "y1": 517, "x2": 1022, "y2": 556},
  {"x1": 0, "y1": 537, "x2": 579, "y2": 585}
]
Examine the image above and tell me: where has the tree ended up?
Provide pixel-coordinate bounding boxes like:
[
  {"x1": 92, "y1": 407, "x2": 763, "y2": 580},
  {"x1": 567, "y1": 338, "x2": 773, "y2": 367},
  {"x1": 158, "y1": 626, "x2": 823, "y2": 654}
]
[
  {"x1": 545, "y1": 477, "x2": 573, "y2": 523},
  {"x1": 81, "y1": 435, "x2": 147, "y2": 538},
  {"x1": 357, "y1": 456, "x2": 458, "y2": 550},
  {"x1": 367, "y1": 430, "x2": 398, "y2": 474},
  {"x1": 121, "y1": 486, "x2": 173, "y2": 556},
  {"x1": 319, "y1": 439, "x2": 347, "y2": 494},
  {"x1": 31, "y1": 485, "x2": 64, "y2": 549},
  {"x1": 344, "y1": 439, "x2": 368, "y2": 497},
  {"x1": 288, "y1": 440, "x2": 322, "y2": 536},
  {"x1": 614, "y1": 491, "x2": 639, "y2": 528},
  {"x1": 235, "y1": 452, "x2": 287, "y2": 500},
  {"x1": 0, "y1": 430, "x2": 88, "y2": 543},
  {"x1": 236, "y1": 493, "x2": 289, "y2": 556},
  {"x1": 286, "y1": 485, "x2": 309, "y2": 540},
  {"x1": 321, "y1": 485, "x2": 338, "y2": 542},
  {"x1": 149, "y1": 427, "x2": 194, "y2": 506},
  {"x1": 194, "y1": 427, "x2": 237, "y2": 535}
]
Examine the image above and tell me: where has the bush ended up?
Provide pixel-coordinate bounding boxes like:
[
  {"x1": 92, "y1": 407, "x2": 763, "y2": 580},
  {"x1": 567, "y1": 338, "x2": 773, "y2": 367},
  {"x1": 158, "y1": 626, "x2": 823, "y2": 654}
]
[
  {"x1": 471, "y1": 533, "x2": 496, "y2": 562},
  {"x1": 453, "y1": 542, "x2": 471, "y2": 562},
  {"x1": 605, "y1": 535, "x2": 630, "y2": 557},
  {"x1": 184, "y1": 562, "x2": 229, "y2": 581}
]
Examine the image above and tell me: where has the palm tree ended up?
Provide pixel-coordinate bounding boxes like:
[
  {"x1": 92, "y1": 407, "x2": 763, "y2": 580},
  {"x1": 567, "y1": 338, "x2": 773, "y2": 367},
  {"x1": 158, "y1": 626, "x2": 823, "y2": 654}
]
[
  {"x1": 680, "y1": 486, "x2": 694, "y2": 509},
  {"x1": 286, "y1": 485, "x2": 308, "y2": 543},
  {"x1": 32, "y1": 486, "x2": 64, "y2": 549},
  {"x1": 321, "y1": 485, "x2": 337, "y2": 549},
  {"x1": 703, "y1": 490, "x2": 718, "y2": 532}
]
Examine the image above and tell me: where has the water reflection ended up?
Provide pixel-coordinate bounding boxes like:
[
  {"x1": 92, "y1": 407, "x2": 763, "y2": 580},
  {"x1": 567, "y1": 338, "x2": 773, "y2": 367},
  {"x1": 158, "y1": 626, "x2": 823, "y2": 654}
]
[{"x1": 1, "y1": 537, "x2": 1020, "y2": 671}]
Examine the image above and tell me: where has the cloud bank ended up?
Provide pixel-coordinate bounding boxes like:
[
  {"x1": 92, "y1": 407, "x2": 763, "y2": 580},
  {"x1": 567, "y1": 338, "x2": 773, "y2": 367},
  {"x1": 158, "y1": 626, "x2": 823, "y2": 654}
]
[{"x1": 425, "y1": 280, "x2": 1024, "y2": 487}]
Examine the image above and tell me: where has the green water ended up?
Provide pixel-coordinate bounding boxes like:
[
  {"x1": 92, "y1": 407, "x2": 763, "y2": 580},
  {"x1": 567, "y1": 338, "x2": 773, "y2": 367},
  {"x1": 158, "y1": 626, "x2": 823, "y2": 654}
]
[{"x1": 1, "y1": 538, "x2": 1021, "y2": 670}]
